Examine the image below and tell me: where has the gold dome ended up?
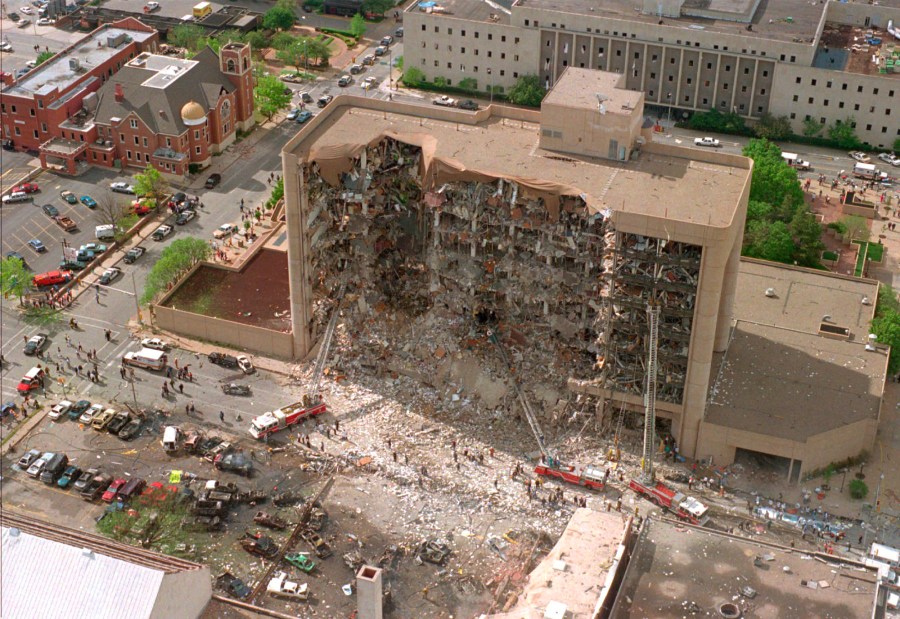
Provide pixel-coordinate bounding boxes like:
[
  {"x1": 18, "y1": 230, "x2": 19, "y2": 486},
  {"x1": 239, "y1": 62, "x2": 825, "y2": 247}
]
[{"x1": 180, "y1": 100, "x2": 205, "y2": 123}]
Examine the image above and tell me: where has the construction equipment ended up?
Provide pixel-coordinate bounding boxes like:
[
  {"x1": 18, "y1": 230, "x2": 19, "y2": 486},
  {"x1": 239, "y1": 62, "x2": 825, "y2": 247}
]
[
  {"x1": 248, "y1": 282, "x2": 345, "y2": 440},
  {"x1": 640, "y1": 303, "x2": 660, "y2": 484}
]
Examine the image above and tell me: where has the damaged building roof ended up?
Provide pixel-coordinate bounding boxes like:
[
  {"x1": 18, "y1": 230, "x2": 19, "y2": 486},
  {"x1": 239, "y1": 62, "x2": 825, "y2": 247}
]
[
  {"x1": 284, "y1": 97, "x2": 748, "y2": 229},
  {"x1": 611, "y1": 517, "x2": 879, "y2": 619},
  {"x1": 705, "y1": 259, "x2": 886, "y2": 441}
]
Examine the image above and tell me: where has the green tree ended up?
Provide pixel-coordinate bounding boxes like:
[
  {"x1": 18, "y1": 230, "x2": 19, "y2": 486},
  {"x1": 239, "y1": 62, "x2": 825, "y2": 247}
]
[
  {"x1": 242, "y1": 30, "x2": 270, "y2": 56},
  {"x1": 254, "y1": 74, "x2": 292, "y2": 119},
  {"x1": 894, "y1": 137, "x2": 900, "y2": 155},
  {"x1": 35, "y1": 50, "x2": 55, "y2": 66},
  {"x1": 263, "y1": 5, "x2": 295, "y2": 30},
  {"x1": 305, "y1": 37, "x2": 331, "y2": 66},
  {"x1": 350, "y1": 13, "x2": 367, "y2": 38},
  {"x1": 133, "y1": 165, "x2": 170, "y2": 206},
  {"x1": 141, "y1": 237, "x2": 212, "y2": 304},
  {"x1": 0, "y1": 256, "x2": 33, "y2": 305},
  {"x1": 743, "y1": 220, "x2": 795, "y2": 263},
  {"x1": 277, "y1": 39, "x2": 308, "y2": 72},
  {"x1": 270, "y1": 31, "x2": 296, "y2": 50},
  {"x1": 741, "y1": 139, "x2": 804, "y2": 211},
  {"x1": 507, "y1": 75, "x2": 545, "y2": 107},
  {"x1": 752, "y1": 113, "x2": 792, "y2": 141},
  {"x1": 688, "y1": 109, "x2": 747, "y2": 135},
  {"x1": 828, "y1": 117, "x2": 861, "y2": 149},
  {"x1": 877, "y1": 283, "x2": 900, "y2": 317},
  {"x1": 362, "y1": 0, "x2": 395, "y2": 16},
  {"x1": 746, "y1": 199, "x2": 773, "y2": 223},
  {"x1": 168, "y1": 24, "x2": 205, "y2": 51},
  {"x1": 402, "y1": 67, "x2": 425, "y2": 87},
  {"x1": 789, "y1": 209, "x2": 824, "y2": 267},
  {"x1": 802, "y1": 117, "x2": 823, "y2": 137},
  {"x1": 872, "y1": 311, "x2": 900, "y2": 375},
  {"x1": 839, "y1": 215, "x2": 870, "y2": 243},
  {"x1": 849, "y1": 479, "x2": 868, "y2": 499},
  {"x1": 458, "y1": 77, "x2": 478, "y2": 92}
]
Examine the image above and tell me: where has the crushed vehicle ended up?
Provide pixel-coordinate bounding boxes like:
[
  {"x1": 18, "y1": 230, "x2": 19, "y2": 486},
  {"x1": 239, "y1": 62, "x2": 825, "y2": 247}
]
[
  {"x1": 240, "y1": 533, "x2": 279, "y2": 559},
  {"x1": 214, "y1": 450, "x2": 253, "y2": 477},
  {"x1": 222, "y1": 383, "x2": 251, "y2": 396},
  {"x1": 267, "y1": 572, "x2": 309, "y2": 601},
  {"x1": 417, "y1": 539, "x2": 451, "y2": 565},
  {"x1": 284, "y1": 552, "x2": 316, "y2": 573},
  {"x1": 217, "y1": 572, "x2": 252, "y2": 600},
  {"x1": 253, "y1": 511, "x2": 288, "y2": 530},
  {"x1": 301, "y1": 529, "x2": 333, "y2": 559}
]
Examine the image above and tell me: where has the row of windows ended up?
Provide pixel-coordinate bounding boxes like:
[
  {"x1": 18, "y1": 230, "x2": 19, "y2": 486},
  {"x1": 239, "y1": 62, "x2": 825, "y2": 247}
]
[
  {"x1": 792, "y1": 115, "x2": 900, "y2": 136},
  {"x1": 424, "y1": 24, "x2": 519, "y2": 44},
  {"x1": 424, "y1": 59, "x2": 512, "y2": 78},
  {"x1": 794, "y1": 76, "x2": 894, "y2": 97},
  {"x1": 425, "y1": 42, "x2": 519, "y2": 61},
  {"x1": 792, "y1": 94, "x2": 893, "y2": 116}
]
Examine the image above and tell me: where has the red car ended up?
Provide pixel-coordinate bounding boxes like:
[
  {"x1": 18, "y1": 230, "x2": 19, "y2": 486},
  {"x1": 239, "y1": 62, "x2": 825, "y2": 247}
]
[
  {"x1": 12, "y1": 182, "x2": 39, "y2": 193},
  {"x1": 101, "y1": 478, "x2": 127, "y2": 502},
  {"x1": 16, "y1": 367, "x2": 45, "y2": 393}
]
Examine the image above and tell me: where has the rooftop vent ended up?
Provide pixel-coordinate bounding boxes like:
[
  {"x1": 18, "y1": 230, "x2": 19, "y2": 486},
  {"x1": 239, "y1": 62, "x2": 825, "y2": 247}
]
[
  {"x1": 764, "y1": 287, "x2": 776, "y2": 297},
  {"x1": 862, "y1": 296, "x2": 870, "y2": 305},
  {"x1": 68, "y1": 58, "x2": 81, "y2": 72},
  {"x1": 9, "y1": 528, "x2": 20, "y2": 537},
  {"x1": 819, "y1": 323, "x2": 850, "y2": 340},
  {"x1": 114, "y1": 83, "x2": 124, "y2": 103},
  {"x1": 82, "y1": 548, "x2": 95, "y2": 558}
]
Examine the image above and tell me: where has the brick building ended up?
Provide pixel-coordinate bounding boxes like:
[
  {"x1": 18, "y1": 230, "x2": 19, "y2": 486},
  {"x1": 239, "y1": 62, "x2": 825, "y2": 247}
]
[{"x1": 0, "y1": 18, "x2": 254, "y2": 176}]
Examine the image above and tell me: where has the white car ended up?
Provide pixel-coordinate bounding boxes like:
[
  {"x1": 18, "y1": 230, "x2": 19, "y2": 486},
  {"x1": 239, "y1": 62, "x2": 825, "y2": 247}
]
[
  {"x1": 693, "y1": 137, "x2": 721, "y2": 148},
  {"x1": 237, "y1": 355, "x2": 254, "y2": 374},
  {"x1": 362, "y1": 76, "x2": 378, "y2": 88},
  {"x1": 877, "y1": 153, "x2": 900, "y2": 166},
  {"x1": 849, "y1": 151, "x2": 871, "y2": 163},
  {"x1": 141, "y1": 337, "x2": 168, "y2": 351},
  {"x1": 152, "y1": 224, "x2": 173, "y2": 240},
  {"x1": 433, "y1": 95, "x2": 457, "y2": 107},
  {"x1": 0, "y1": 42, "x2": 12, "y2": 52},
  {"x1": 214, "y1": 223, "x2": 237, "y2": 239},
  {"x1": 79, "y1": 403, "x2": 104, "y2": 424},
  {"x1": 99, "y1": 267, "x2": 121, "y2": 285},
  {"x1": 19, "y1": 6, "x2": 33, "y2": 14},
  {"x1": 267, "y1": 572, "x2": 308, "y2": 600},
  {"x1": 36, "y1": 17, "x2": 52, "y2": 25},
  {"x1": 49, "y1": 400, "x2": 73, "y2": 421},
  {"x1": 110, "y1": 182, "x2": 135, "y2": 194}
]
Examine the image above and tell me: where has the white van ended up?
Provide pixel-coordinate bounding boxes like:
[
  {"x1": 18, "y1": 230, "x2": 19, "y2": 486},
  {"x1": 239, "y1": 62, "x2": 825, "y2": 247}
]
[
  {"x1": 854, "y1": 162, "x2": 879, "y2": 180},
  {"x1": 95, "y1": 224, "x2": 116, "y2": 241},
  {"x1": 2, "y1": 191, "x2": 32, "y2": 204},
  {"x1": 781, "y1": 152, "x2": 811, "y2": 171},
  {"x1": 123, "y1": 347, "x2": 167, "y2": 371},
  {"x1": 162, "y1": 426, "x2": 181, "y2": 452}
]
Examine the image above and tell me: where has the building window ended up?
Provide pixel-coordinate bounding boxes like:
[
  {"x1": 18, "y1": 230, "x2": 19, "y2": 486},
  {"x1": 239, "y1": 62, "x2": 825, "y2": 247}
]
[
  {"x1": 760, "y1": 88, "x2": 767, "y2": 95},
  {"x1": 38, "y1": 100, "x2": 43, "y2": 109},
  {"x1": 166, "y1": 138, "x2": 171, "y2": 147},
  {"x1": 488, "y1": 33, "x2": 492, "y2": 40},
  {"x1": 475, "y1": 32, "x2": 479, "y2": 38},
  {"x1": 514, "y1": 37, "x2": 519, "y2": 44},
  {"x1": 808, "y1": 97, "x2": 814, "y2": 104},
  {"x1": 32, "y1": 129, "x2": 38, "y2": 139},
  {"x1": 616, "y1": 50, "x2": 622, "y2": 57},
  {"x1": 14, "y1": 127, "x2": 20, "y2": 136},
  {"x1": 743, "y1": 67, "x2": 749, "y2": 74},
  {"x1": 434, "y1": 26, "x2": 439, "y2": 33},
  {"x1": 706, "y1": 62, "x2": 712, "y2": 69},
  {"x1": 447, "y1": 62, "x2": 452, "y2": 68},
  {"x1": 196, "y1": 146, "x2": 201, "y2": 155},
  {"x1": 421, "y1": 24, "x2": 426, "y2": 30},
  {"x1": 650, "y1": 72, "x2": 656, "y2": 79},
  {"x1": 725, "y1": 65, "x2": 730, "y2": 71},
  {"x1": 866, "y1": 124, "x2": 872, "y2": 131},
  {"x1": 127, "y1": 151, "x2": 132, "y2": 160},
  {"x1": 134, "y1": 136, "x2": 139, "y2": 145},
  {"x1": 448, "y1": 28, "x2": 452, "y2": 35},
  {"x1": 820, "y1": 117, "x2": 826, "y2": 124},
  {"x1": 839, "y1": 102, "x2": 845, "y2": 109},
  {"x1": 194, "y1": 130, "x2": 199, "y2": 139},
  {"x1": 790, "y1": 56, "x2": 796, "y2": 62},
  {"x1": 41, "y1": 123, "x2": 47, "y2": 133},
  {"x1": 762, "y1": 70, "x2": 768, "y2": 77},
  {"x1": 790, "y1": 113, "x2": 796, "y2": 119},
  {"x1": 143, "y1": 137, "x2": 148, "y2": 147},
  {"x1": 130, "y1": 119, "x2": 137, "y2": 129},
  {"x1": 857, "y1": 85, "x2": 863, "y2": 93},
  {"x1": 854, "y1": 104, "x2": 860, "y2": 111},
  {"x1": 686, "y1": 77, "x2": 692, "y2": 85},
  {"x1": 887, "y1": 109, "x2": 892, "y2": 116},
  {"x1": 120, "y1": 134, "x2": 125, "y2": 143}
]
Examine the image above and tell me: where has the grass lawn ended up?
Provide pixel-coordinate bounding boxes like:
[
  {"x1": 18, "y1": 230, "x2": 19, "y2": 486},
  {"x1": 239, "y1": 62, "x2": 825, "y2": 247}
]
[{"x1": 853, "y1": 241, "x2": 886, "y2": 276}]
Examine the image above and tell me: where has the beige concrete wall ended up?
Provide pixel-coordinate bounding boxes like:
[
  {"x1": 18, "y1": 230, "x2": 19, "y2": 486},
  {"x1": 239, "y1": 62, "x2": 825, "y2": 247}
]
[
  {"x1": 540, "y1": 100, "x2": 642, "y2": 160},
  {"x1": 154, "y1": 303, "x2": 294, "y2": 358},
  {"x1": 826, "y1": 1, "x2": 899, "y2": 29},
  {"x1": 150, "y1": 569, "x2": 212, "y2": 619},
  {"x1": 769, "y1": 64, "x2": 899, "y2": 151}
]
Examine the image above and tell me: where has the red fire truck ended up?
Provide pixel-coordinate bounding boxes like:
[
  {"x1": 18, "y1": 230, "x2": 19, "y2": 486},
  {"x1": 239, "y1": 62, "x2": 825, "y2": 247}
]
[
  {"x1": 249, "y1": 398, "x2": 327, "y2": 440},
  {"x1": 628, "y1": 478, "x2": 710, "y2": 526},
  {"x1": 534, "y1": 459, "x2": 606, "y2": 491}
]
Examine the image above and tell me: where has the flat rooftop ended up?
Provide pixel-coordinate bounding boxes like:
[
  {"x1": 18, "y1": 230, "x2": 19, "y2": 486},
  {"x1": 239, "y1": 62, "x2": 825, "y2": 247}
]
[
  {"x1": 543, "y1": 67, "x2": 642, "y2": 116},
  {"x1": 286, "y1": 98, "x2": 747, "y2": 228},
  {"x1": 612, "y1": 518, "x2": 878, "y2": 619},
  {"x1": 485, "y1": 508, "x2": 626, "y2": 619},
  {"x1": 817, "y1": 23, "x2": 900, "y2": 80},
  {"x1": 705, "y1": 259, "x2": 885, "y2": 441},
  {"x1": 4, "y1": 26, "x2": 156, "y2": 98},
  {"x1": 406, "y1": 0, "x2": 513, "y2": 24},
  {"x1": 513, "y1": 0, "x2": 832, "y2": 44}
]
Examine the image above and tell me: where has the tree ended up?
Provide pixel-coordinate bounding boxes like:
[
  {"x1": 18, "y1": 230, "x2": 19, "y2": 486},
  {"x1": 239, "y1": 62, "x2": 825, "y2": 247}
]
[
  {"x1": 688, "y1": 109, "x2": 747, "y2": 135},
  {"x1": 802, "y1": 117, "x2": 823, "y2": 137},
  {"x1": 254, "y1": 74, "x2": 292, "y2": 119},
  {"x1": 263, "y1": 5, "x2": 295, "y2": 31},
  {"x1": 270, "y1": 31, "x2": 296, "y2": 51},
  {"x1": 350, "y1": 13, "x2": 366, "y2": 39},
  {"x1": 402, "y1": 67, "x2": 425, "y2": 87},
  {"x1": 743, "y1": 220, "x2": 795, "y2": 263},
  {"x1": 752, "y1": 113, "x2": 791, "y2": 141},
  {"x1": 305, "y1": 37, "x2": 331, "y2": 66},
  {"x1": 242, "y1": 30, "x2": 270, "y2": 56},
  {"x1": 35, "y1": 50, "x2": 55, "y2": 66},
  {"x1": 894, "y1": 137, "x2": 900, "y2": 155},
  {"x1": 849, "y1": 479, "x2": 868, "y2": 500},
  {"x1": 458, "y1": 77, "x2": 478, "y2": 92},
  {"x1": 828, "y1": 117, "x2": 861, "y2": 149},
  {"x1": 741, "y1": 139, "x2": 805, "y2": 212},
  {"x1": 507, "y1": 75, "x2": 545, "y2": 107},
  {"x1": 362, "y1": 0, "x2": 395, "y2": 16},
  {"x1": 839, "y1": 215, "x2": 870, "y2": 243},
  {"x1": 277, "y1": 39, "x2": 308, "y2": 72},
  {"x1": 746, "y1": 199, "x2": 773, "y2": 224},
  {"x1": 134, "y1": 165, "x2": 170, "y2": 206},
  {"x1": 789, "y1": 209, "x2": 824, "y2": 268},
  {"x1": 0, "y1": 256, "x2": 33, "y2": 305},
  {"x1": 141, "y1": 237, "x2": 212, "y2": 304},
  {"x1": 168, "y1": 24, "x2": 205, "y2": 51},
  {"x1": 93, "y1": 191, "x2": 131, "y2": 231}
]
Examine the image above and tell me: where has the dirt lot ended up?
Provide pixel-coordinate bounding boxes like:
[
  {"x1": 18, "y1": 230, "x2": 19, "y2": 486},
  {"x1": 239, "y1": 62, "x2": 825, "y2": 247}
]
[{"x1": 165, "y1": 249, "x2": 291, "y2": 331}]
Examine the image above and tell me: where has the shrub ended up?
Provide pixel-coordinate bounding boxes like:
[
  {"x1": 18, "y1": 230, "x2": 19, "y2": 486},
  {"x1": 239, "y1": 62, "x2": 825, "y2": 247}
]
[
  {"x1": 849, "y1": 479, "x2": 868, "y2": 499},
  {"x1": 826, "y1": 221, "x2": 847, "y2": 234},
  {"x1": 687, "y1": 109, "x2": 751, "y2": 136}
]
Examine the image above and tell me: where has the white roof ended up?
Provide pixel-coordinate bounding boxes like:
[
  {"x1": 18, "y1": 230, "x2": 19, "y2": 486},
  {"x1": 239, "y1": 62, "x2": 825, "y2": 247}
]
[{"x1": 1, "y1": 526, "x2": 164, "y2": 619}]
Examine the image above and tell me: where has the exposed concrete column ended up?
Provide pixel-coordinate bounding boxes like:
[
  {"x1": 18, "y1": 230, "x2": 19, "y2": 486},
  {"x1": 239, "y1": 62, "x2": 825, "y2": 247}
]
[
  {"x1": 283, "y1": 152, "x2": 312, "y2": 359},
  {"x1": 356, "y1": 565, "x2": 383, "y2": 619},
  {"x1": 714, "y1": 234, "x2": 742, "y2": 351}
]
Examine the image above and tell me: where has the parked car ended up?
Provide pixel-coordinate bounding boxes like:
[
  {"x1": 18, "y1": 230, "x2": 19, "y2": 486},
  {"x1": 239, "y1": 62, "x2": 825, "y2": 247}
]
[
  {"x1": 57, "y1": 465, "x2": 83, "y2": 489},
  {"x1": 131, "y1": 199, "x2": 154, "y2": 215},
  {"x1": 205, "y1": 173, "x2": 221, "y2": 189},
  {"x1": 12, "y1": 182, "x2": 39, "y2": 193},
  {"x1": 99, "y1": 267, "x2": 121, "y2": 285},
  {"x1": 124, "y1": 246, "x2": 146, "y2": 263},
  {"x1": 214, "y1": 451, "x2": 253, "y2": 476},
  {"x1": 118, "y1": 477, "x2": 146, "y2": 500},
  {"x1": 849, "y1": 151, "x2": 871, "y2": 163},
  {"x1": 107, "y1": 411, "x2": 131, "y2": 434},
  {"x1": 48, "y1": 400, "x2": 73, "y2": 421},
  {"x1": 6, "y1": 251, "x2": 26, "y2": 267},
  {"x1": 117, "y1": 418, "x2": 143, "y2": 440},
  {"x1": 60, "y1": 190, "x2": 77, "y2": 204},
  {"x1": 362, "y1": 54, "x2": 375, "y2": 66},
  {"x1": 317, "y1": 94, "x2": 333, "y2": 108},
  {"x1": 394, "y1": 27, "x2": 403, "y2": 38},
  {"x1": 59, "y1": 259, "x2": 88, "y2": 271},
  {"x1": 175, "y1": 209, "x2": 196, "y2": 225},
  {"x1": 0, "y1": 41, "x2": 13, "y2": 52},
  {"x1": 218, "y1": 572, "x2": 252, "y2": 600},
  {"x1": 380, "y1": 35, "x2": 393, "y2": 46},
  {"x1": 26, "y1": 452, "x2": 54, "y2": 477},
  {"x1": 92, "y1": 409, "x2": 116, "y2": 431},
  {"x1": 68, "y1": 399, "x2": 91, "y2": 420},
  {"x1": 433, "y1": 96, "x2": 457, "y2": 107},
  {"x1": 172, "y1": 192, "x2": 187, "y2": 204},
  {"x1": 362, "y1": 76, "x2": 378, "y2": 89},
  {"x1": 110, "y1": 182, "x2": 136, "y2": 194},
  {"x1": 79, "y1": 403, "x2": 104, "y2": 424},
  {"x1": 80, "y1": 242, "x2": 108, "y2": 253},
  {"x1": 42, "y1": 204, "x2": 60, "y2": 217},
  {"x1": 141, "y1": 337, "x2": 168, "y2": 351},
  {"x1": 28, "y1": 239, "x2": 46, "y2": 253},
  {"x1": 296, "y1": 110, "x2": 313, "y2": 124},
  {"x1": 17, "y1": 449, "x2": 42, "y2": 470},
  {"x1": 213, "y1": 223, "x2": 237, "y2": 239},
  {"x1": 286, "y1": 108, "x2": 301, "y2": 120},
  {"x1": 39, "y1": 453, "x2": 69, "y2": 484},
  {"x1": 208, "y1": 352, "x2": 239, "y2": 368},
  {"x1": 349, "y1": 63, "x2": 363, "y2": 75},
  {"x1": 458, "y1": 99, "x2": 478, "y2": 111},
  {"x1": 152, "y1": 224, "x2": 173, "y2": 241},
  {"x1": 338, "y1": 75, "x2": 353, "y2": 87},
  {"x1": 81, "y1": 474, "x2": 113, "y2": 501},
  {"x1": 73, "y1": 467, "x2": 99, "y2": 492},
  {"x1": 237, "y1": 355, "x2": 254, "y2": 374},
  {"x1": 2, "y1": 191, "x2": 32, "y2": 204},
  {"x1": 878, "y1": 152, "x2": 900, "y2": 166},
  {"x1": 23, "y1": 333, "x2": 47, "y2": 355},
  {"x1": 17, "y1": 366, "x2": 45, "y2": 393},
  {"x1": 374, "y1": 45, "x2": 387, "y2": 56},
  {"x1": 693, "y1": 137, "x2": 721, "y2": 148},
  {"x1": 102, "y1": 478, "x2": 127, "y2": 502},
  {"x1": 80, "y1": 195, "x2": 97, "y2": 208},
  {"x1": 267, "y1": 572, "x2": 309, "y2": 601}
]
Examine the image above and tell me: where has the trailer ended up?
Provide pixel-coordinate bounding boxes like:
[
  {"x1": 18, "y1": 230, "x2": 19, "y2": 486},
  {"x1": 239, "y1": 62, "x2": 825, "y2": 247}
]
[
  {"x1": 249, "y1": 399, "x2": 327, "y2": 440},
  {"x1": 628, "y1": 478, "x2": 710, "y2": 525},
  {"x1": 534, "y1": 459, "x2": 606, "y2": 491}
]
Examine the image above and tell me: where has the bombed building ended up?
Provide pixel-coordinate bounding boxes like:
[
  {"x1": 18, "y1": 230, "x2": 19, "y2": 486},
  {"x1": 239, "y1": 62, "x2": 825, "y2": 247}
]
[{"x1": 281, "y1": 69, "x2": 751, "y2": 460}]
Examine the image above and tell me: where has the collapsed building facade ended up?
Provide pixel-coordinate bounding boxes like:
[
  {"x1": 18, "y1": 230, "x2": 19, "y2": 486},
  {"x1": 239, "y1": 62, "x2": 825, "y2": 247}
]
[{"x1": 281, "y1": 69, "x2": 751, "y2": 459}]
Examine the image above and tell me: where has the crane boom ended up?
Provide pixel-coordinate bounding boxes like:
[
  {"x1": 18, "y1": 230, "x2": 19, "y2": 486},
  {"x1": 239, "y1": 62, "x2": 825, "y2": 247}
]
[
  {"x1": 308, "y1": 281, "x2": 346, "y2": 400},
  {"x1": 641, "y1": 303, "x2": 660, "y2": 483},
  {"x1": 489, "y1": 329, "x2": 549, "y2": 459}
]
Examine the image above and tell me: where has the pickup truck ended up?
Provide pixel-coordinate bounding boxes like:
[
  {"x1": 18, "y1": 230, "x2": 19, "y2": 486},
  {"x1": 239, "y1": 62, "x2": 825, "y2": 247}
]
[
  {"x1": 54, "y1": 216, "x2": 77, "y2": 231},
  {"x1": 693, "y1": 137, "x2": 721, "y2": 148}
]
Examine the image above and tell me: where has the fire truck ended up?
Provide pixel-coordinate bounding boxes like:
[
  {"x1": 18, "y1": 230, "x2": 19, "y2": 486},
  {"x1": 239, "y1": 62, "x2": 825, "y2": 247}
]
[
  {"x1": 248, "y1": 282, "x2": 345, "y2": 441},
  {"x1": 534, "y1": 457, "x2": 605, "y2": 491},
  {"x1": 628, "y1": 478, "x2": 710, "y2": 526},
  {"x1": 249, "y1": 397, "x2": 327, "y2": 440}
]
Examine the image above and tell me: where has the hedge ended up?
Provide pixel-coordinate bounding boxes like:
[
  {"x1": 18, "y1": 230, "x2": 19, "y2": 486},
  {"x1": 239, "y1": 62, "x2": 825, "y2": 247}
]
[{"x1": 399, "y1": 77, "x2": 506, "y2": 102}]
